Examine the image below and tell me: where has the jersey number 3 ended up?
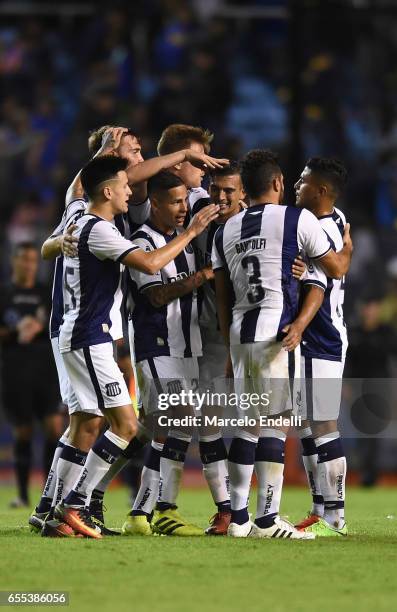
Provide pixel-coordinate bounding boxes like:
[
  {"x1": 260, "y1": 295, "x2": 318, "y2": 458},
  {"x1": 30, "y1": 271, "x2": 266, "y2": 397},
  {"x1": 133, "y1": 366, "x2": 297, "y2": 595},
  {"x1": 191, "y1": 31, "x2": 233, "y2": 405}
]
[{"x1": 241, "y1": 255, "x2": 265, "y2": 304}]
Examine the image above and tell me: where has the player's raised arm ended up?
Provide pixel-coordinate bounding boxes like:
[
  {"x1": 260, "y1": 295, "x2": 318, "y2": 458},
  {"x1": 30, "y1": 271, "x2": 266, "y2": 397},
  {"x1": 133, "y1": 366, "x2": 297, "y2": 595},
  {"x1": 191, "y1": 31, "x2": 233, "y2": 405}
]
[
  {"x1": 125, "y1": 149, "x2": 229, "y2": 185},
  {"x1": 298, "y1": 208, "x2": 353, "y2": 280},
  {"x1": 316, "y1": 223, "x2": 353, "y2": 279},
  {"x1": 122, "y1": 204, "x2": 219, "y2": 274}
]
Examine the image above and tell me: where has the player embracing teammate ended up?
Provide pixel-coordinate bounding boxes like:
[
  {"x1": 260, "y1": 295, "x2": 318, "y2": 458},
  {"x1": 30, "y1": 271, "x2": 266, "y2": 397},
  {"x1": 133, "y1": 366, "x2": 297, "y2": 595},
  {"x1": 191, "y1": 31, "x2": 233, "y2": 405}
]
[
  {"x1": 28, "y1": 119, "x2": 352, "y2": 540},
  {"x1": 212, "y1": 150, "x2": 352, "y2": 539}
]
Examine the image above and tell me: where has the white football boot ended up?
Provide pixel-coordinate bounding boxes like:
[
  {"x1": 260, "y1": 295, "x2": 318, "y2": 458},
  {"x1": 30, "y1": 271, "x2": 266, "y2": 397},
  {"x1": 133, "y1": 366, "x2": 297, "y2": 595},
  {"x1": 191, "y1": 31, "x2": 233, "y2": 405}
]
[
  {"x1": 249, "y1": 515, "x2": 315, "y2": 539},
  {"x1": 227, "y1": 519, "x2": 254, "y2": 538}
]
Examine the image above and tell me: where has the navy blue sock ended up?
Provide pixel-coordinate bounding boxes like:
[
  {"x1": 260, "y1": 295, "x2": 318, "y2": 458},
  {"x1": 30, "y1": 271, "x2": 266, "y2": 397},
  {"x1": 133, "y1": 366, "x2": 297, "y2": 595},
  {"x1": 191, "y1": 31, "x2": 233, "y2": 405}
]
[
  {"x1": 131, "y1": 444, "x2": 163, "y2": 518},
  {"x1": 231, "y1": 508, "x2": 250, "y2": 525},
  {"x1": 255, "y1": 513, "x2": 277, "y2": 529},
  {"x1": 156, "y1": 437, "x2": 190, "y2": 511},
  {"x1": 122, "y1": 436, "x2": 147, "y2": 460},
  {"x1": 217, "y1": 500, "x2": 231, "y2": 512},
  {"x1": 199, "y1": 438, "x2": 227, "y2": 464},
  {"x1": 228, "y1": 436, "x2": 257, "y2": 525}
]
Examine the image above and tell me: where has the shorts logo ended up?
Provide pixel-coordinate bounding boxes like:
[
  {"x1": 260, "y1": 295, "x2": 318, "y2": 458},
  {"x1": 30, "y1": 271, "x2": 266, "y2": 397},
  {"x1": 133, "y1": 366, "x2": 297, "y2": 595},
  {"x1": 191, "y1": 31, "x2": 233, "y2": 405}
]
[
  {"x1": 105, "y1": 382, "x2": 122, "y2": 397},
  {"x1": 166, "y1": 379, "x2": 183, "y2": 394}
]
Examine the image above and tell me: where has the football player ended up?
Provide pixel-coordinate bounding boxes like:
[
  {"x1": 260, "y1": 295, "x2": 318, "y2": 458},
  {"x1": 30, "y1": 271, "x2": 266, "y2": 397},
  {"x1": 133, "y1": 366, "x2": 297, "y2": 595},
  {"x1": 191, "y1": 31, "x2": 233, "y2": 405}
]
[
  {"x1": 294, "y1": 157, "x2": 349, "y2": 537},
  {"x1": 212, "y1": 149, "x2": 352, "y2": 539},
  {"x1": 54, "y1": 156, "x2": 219, "y2": 538},
  {"x1": 123, "y1": 171, "x2": 215, "y2": 536}
]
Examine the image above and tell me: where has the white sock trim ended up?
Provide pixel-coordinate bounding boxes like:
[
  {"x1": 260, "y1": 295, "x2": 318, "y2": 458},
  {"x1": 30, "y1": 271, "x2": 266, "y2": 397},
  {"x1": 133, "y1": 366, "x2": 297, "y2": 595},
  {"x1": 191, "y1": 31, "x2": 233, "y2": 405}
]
[
  {"x1": 236, "y1": 429, "x2": 258, "y2": 444},
  {"x1": 199, "y1": 433, "x2": 222, "y2": 443},
  {"x1": 105, "y1": 430, "x2": 129, "y2": 450},
  {"x1": 298, "y1": 427, "x2": 312, "y2": 439},
  {"x1": 315, "y1": 431, "x2": 340, "y2": 448},
  {"x1": 168, "y1": 430, "x2": 192, "y2": 443},
  {"x1": 259, "y1": 428, "x2": 287, "y2": 441}
]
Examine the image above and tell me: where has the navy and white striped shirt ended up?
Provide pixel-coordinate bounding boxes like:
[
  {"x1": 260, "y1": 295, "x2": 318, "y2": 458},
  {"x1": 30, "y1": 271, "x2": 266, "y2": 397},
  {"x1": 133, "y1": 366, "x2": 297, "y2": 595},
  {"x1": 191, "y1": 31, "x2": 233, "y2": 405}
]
[
  {"x1": 59, "y1": 214, "x2": 139, "y2": 352},
  {"x1": 49, "y1": 199, "x2": 87, "y2": 339},
  {"x1": 129, "y1": 220, "x2": 201, "y2": 362},
  {"x1": 193, "y1": 198, "x2": 245, "y2": 331},
  {"x1": 211, "y1": 204, "x2": 331, "y2": 345},
  {"x1": 302, "y1": 207, "x2": 348, "y2": 362}
]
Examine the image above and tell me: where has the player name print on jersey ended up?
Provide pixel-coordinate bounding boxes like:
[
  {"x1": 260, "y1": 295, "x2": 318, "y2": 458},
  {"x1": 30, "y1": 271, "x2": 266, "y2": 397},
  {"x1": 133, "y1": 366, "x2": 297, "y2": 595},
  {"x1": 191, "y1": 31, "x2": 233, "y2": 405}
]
[{"x1": 212, "y1": 203, "x2": 332, "y2": 345}]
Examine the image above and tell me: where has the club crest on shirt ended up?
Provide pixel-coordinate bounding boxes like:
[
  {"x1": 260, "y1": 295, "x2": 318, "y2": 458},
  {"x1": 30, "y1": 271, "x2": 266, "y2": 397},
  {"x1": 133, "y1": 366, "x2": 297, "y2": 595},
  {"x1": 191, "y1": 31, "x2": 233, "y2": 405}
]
[{"x1": 185, "y1": 242, "x2": 194, "y2": 254}]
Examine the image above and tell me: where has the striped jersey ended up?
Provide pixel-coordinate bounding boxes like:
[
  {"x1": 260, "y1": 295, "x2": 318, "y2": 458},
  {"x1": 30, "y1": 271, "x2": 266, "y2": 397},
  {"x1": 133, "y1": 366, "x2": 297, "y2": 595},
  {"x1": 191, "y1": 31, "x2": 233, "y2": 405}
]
[
  {"x1": 127, "y1": 197, "x2": 151, "y2": 234},
  {"x1": 49, "y1": 200, "x2": 133, "y2": 340},
  {"x1": 49, "y1": 199, "x2": 87, "y2": 339},
  {"x1": 129, "y1": 220, "x2": 201, "y2": 362},
  {"x1": 302, "y1": 207, "x2": 348, "y2": 361},
  {"x1": 211, "y1": 203, "x2": 331, "y2": 345},
  {"x1": 188, "y1": 187, "x2": 210, "y2": 211},
  {"x1": 193, "y1": 199, "x2": 245, "y2": 331},
  {"x1": 59, "y1": 214, "x2": 140, "y2": 352}
]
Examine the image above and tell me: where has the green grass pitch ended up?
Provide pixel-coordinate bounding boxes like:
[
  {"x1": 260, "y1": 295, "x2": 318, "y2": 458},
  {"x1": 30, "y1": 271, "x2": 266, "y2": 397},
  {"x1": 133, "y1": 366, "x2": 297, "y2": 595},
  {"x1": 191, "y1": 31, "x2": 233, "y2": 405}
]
[{"x1": 0, "y1": 485, "x2": 396, "y2": 612}]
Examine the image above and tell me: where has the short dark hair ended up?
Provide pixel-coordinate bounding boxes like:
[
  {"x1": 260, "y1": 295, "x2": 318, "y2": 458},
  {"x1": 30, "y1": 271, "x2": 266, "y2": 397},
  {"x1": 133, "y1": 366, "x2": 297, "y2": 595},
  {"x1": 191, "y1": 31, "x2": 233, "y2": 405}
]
[
  {"x1": 157, "y1": 124, "x2": 213, "y2": 155},
  {"x1": 88, "y1": 126, "x2": 138, "y2": 156},
  {"x1": 209, "y1": 160, "x2": 241, "y2": 180},
  {"x1": 147, "y1": 171, "x2": 185, "y2": 199},
  {"x1": 13, "y1": 242, "x2": 37, "y2": 257},
  {"x1": 306, "y1": 157, "x2": 348, "y2": 196},
  {"x1": 239, "y1": 149, "x2": 282, "y2": 199},
  {"x1": 80, "y1": 155, "x2": 128, "y2": 200}
]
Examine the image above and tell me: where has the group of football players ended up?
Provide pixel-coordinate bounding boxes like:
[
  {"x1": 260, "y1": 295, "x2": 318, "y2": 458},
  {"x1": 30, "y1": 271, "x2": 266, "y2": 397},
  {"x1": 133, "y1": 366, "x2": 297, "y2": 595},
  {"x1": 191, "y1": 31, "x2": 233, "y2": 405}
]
[{"x1": 27, "y1": 122, "x2": 352, "y2": 540}]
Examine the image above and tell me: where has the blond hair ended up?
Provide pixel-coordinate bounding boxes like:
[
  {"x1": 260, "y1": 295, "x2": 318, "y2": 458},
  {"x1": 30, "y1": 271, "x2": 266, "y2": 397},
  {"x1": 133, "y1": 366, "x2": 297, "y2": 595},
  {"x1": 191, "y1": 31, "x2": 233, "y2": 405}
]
[{"x1": 87, "y1": 126, "x2": 112, "y2": 156}]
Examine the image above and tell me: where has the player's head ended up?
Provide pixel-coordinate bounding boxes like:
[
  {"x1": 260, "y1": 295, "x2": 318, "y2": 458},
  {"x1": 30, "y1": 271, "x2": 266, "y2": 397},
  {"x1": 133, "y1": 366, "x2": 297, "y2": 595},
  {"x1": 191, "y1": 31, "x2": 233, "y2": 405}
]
[
  {"x1": 88, "y1": 126, "x2": 144, "y2": 167},
  {"x1": 209, "y1": 161, "x2": 245, "y2": 222},
  {"x1": 80, "y1": 155, "x2": 132, "y2": 214},
  {"x1": 239, "y1": 149, "x2": 284, "y2": 204},
  {"x1": 157, "y1": 123, "x2": 213, "y2": 188},
  {"x1": 147, "y1": 171, "x2": 188, "y2": 231},
  {"x1": 295, "y1": 157, "x2": 347, "y2": 211},
  {"x1": 12, "y1": 242, "x2": 39, "y2": 282}
]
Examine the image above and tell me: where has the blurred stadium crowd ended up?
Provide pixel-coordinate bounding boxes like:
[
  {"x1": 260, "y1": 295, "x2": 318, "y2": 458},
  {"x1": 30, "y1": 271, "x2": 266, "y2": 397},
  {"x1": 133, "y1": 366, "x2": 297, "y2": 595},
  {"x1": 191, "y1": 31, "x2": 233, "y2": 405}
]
[{"x1": 1, "y1": 0, "x2": 397, "y2": 483}]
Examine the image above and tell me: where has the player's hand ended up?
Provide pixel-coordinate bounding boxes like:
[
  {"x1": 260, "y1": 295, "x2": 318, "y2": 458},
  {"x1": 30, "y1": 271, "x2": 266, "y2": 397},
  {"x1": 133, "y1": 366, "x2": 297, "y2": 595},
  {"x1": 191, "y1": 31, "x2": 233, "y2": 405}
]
[
  {"x1": 343, "y1": 223, "x2": 353, "y2": 252},
  {"x1": 61, "y1": 224, "x2": 78, "y2": 258},
  {"x1": 188, "y1": 204, "x2": 220, "y2": 237},
  {"x1": 292, "y1": 256, "x2": 306, "y2": 280},
  {"x1": 239, "y1": 199, "x2": 248, "y2": 209},
  {"x1": 281, "y1": 321, "x2": 303, "y2": 351},
  {"x1": 96, "y1": 127, "x2": 128, "y2": 157},
  {"x1": 201, "y1": 265, "x2": 214, "y2": 281},
  {"x1": 184, "y1": 150, "x2": 229, "y2": 170}
]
